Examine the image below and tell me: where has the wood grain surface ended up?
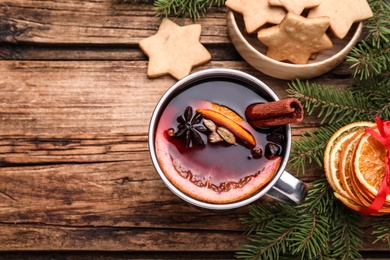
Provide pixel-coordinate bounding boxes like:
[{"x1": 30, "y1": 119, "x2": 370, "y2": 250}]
[{"x1": 0, "y1": 0, "x2": 389, "y2": 258}]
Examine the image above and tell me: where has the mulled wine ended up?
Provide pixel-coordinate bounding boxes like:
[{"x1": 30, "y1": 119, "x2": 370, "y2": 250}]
[{"x1": 153, "y1": 76, "x2": 287, "y2": 204}]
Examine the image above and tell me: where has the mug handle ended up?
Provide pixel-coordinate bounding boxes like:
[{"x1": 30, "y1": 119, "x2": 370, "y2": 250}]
[{"x1": 266, "y1": 171, "x2": 307, "y2": 205}]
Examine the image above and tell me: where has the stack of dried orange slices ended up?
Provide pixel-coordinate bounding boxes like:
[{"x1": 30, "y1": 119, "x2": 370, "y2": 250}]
[{"x1": 324, "y1": 121, "x2": 390, "y2": 215}]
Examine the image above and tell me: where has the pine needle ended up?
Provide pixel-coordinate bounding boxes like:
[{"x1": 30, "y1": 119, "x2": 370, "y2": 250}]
[
  {"x1": 346, "y1": 0, "x2": 390, "y2": 79},
  {"x1": 152, "y1": 0, "x2": 225, "y2": 20},
  {"x1": 371, "y1": 214, "x2": 390, "y2": 248},
  {"x1": 289, "y1": 125, "x2": 340, "y2": 174},
  {"x1": 116, "y1": 0, "x2": 390, "y2": 256},
  {"x1": 329, "y1": 205, "x2": 363, "y2": 259},
  {"x1": 236, "y1": 178, "x2": 364, "y2": 259},
  {"x1": 287, "y1": 80, "x2": 376, "y2": 125},
  {"x1": 239, "y1": 1, "x2": 390, "y2": 256}
]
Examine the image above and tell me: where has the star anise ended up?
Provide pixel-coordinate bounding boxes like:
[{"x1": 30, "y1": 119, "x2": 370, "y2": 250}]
[{"x1": 174, "y1": 106, "x2": 208, "y2": 148}]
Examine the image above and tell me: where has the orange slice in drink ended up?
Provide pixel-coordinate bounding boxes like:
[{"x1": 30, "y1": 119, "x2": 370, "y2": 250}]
[
  {"x1": 210, "y1": 103, "x2": 245, "y2": 124},
  {"x1": 196, "y1": 103, "x2": 256, "y2": 147}
]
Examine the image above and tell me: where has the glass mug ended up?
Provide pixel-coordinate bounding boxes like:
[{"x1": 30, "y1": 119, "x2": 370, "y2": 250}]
[{"x1": 148, "y1": 69, "x2": 307, "y2": 210}]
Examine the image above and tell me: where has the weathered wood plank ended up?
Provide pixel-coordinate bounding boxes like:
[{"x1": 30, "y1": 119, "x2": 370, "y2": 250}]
[
  {"x1": 0, "y1": 1, "x2": 228, "y2": 45},
  {"x1": 0, "y1": 134, "x2": 147, "y2": 165},
  {"x1": 0, "y1": 132, "x2": 321, "y2": 179},
  {"x1": 0, "y1": 161, "x2": 248, "y2": 230},
  {"x1": 1, "y1": 50, "x2": 383, "y2": 253},
  {"x1": 0, "y1": 60, "x2": 354, "y2": 134},
  {"x1": 0, "y1": 225, "x2": 247, "y2": 251},
  {"x1": 0, "y1": 160, "x2": 388, "y2": 251},
  {"x1": 0, "y1": 58, "x2": 352, "y2": 181},
  {"x1": 0, "y1": 0, "x2": 387, "y2": 256},
  {"x1": 0, "y1": 43, "x2": 243, "y2": 62},
  {"x1": 0, "y1": 58, "x2": 352, "y2": 179}
]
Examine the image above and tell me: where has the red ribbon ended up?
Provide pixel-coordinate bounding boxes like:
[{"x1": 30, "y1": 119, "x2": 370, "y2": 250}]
[{"x1": 359, "y1": 117, "x2": 390, "y2": 215}]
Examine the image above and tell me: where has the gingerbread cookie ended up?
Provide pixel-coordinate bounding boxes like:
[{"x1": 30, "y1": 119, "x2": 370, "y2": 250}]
[
  {"x1": 269, "y1": 0, "x2": 320, "y2": 14},
  {"x1": 308, "y1": 0, "x2": 373, "y2": 39},
  {"x1": 257, "y1": 12, "x2": 333, "y2": 64},
  {"x1": 139, "y1": 19, "x2": 211, "y2": 80},
  {"x1": 225, "y1": 0, "x2": 286, "y2": 34}
]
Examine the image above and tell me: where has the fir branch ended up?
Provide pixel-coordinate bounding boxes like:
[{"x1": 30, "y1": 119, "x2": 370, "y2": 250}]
[
  {"x1": 114, "y1": 0, "x2": 152, "y2": 3},
  {"x1": 346, "y1": 0, "x2": 390, "y2": 79},
  {"x1": 288, "y1": 212, "x2": 330, "y2": 259},
  {"x1": 366, "y1": 0, "x2": 390, "y2": 46},
  {"x1": 288, "y1": 77, "x2": 390, "y2": 174},
  {"x1": 237, "y1": 203, "x2": 297, "y2": 260},
  {"x1": 371, "y1": 214, "x2": 390, "y2": 247},
  {"x1": 351, "y1": 76, "x2": 390, "y2": 119},
  {"x1": 114, "y1": 0, "x2": 224, "y2": 20},
  {"x1": 287, "y1": 80, "x2": 376, "y2": 125},
  {"x1": 289, "y1": 125, "x2": 340, "y2": 174},
  {"x1": 296, "y1": 179, "x2": 363, "y2": 260},
  {"x1": 298, "y1": 177, "x2": 335, "y2": 215},
  {"x1": 152, "y1": 0, "x2": 225, "y2": 20},
  {"x1": 294, "y1": 179, "x2": 334, "y2": 260},
  {"x1": 240, "y1": 202, "x2": 295, "y2": 235},
  {"x1": 239, "y1": 1, "x2": 390, "y2": 256},
  {"x1": 237, "y1": 178, "x2": 365, "y2": 259},
  {"x1": 347, "y1": 40, "x2": 390, "y2": 80},
  {"x1": 329, "y1": 205, "x2": 363, "y2": 259},
  {"x1": 352, "y1": 76, "x2": 390, "y2": 98}
]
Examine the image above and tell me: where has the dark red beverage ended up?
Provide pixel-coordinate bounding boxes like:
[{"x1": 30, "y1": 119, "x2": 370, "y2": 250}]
[{"x1": 154, "y1": 77, "x2": 286, "y2": 204}]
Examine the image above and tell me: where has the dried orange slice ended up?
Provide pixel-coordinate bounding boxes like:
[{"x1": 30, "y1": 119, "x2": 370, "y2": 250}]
[
  {"x1": 334, "y1": 192, "x2": 387, "y2": 216},
  {"x1": 338, "y1": 130, "x2": 366, "y2": 204},
  {"x1": 325, "y1": 121, "x2": 390, "y2": 214},
  {"x1": 333, "y1": 192, "x2": 365, "y2": 212},
  {"x1": 324, "y1": 122, "x2": 373, "y2": 199},
  {"x1": 350, "y1": 163, "x2": 375, "y2": 207},
  {"x1": 353, "y1": 132, "x2": 388, "y2": 200}
]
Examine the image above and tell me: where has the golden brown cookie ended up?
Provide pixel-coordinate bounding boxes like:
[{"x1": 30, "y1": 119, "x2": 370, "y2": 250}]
[
  {"x1": 225, "y1": 0, "x2": 286, "y2": 34},
  {"x1": 308, "y1": 0, "x2": 373, "y2": 39},
  {"x1": 139, "y1": 19, "x2": 211, "y2": 80},
  {"x1": 257, "y1": 12, "x2": 333, "y2": 64},
  {"x1": 268, "y1": 0, "x2": 320, "y2": 14}
]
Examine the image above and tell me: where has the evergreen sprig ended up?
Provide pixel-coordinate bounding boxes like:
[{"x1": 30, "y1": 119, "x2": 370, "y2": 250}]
[
  {"x1": 286, "y1": 78, "x2": 390, "y2": 174},
  {"x1": 118, "y1": 0, "x2": 390, "y2": 256},
  {"x1": 153, "y1": 0, "x2": 224, "y2": 20},
  {"x1": 114, "y1": 0, "x2": 152, "y2": 3},
  {"x1": 347, "y1": 40, "x2": 390, "y2": 80},
  {"x1": 329, "y1": 203, "x2": 363, "y2": 260},
  {"x1": 346, "y1": 0, "x2": 390, "y2": 79},
  {"x1": 114, "y1": 0, "x2": 224, "y2": 20},
  {"x1": 237, "y1": 1, "x2": 390, "y2": 258},
  {"x1": 237, "y1": 178, "x2": 364, "y2": 259},
  {"x1": 371, "y1": 214, "x2": 390, "y2": 247},
  {"x1": 289, "y1": 125, "x2": 339, "y2": 174},
  {"x1": 287, "y1": 80, "x2": 378, "y2": 124}
]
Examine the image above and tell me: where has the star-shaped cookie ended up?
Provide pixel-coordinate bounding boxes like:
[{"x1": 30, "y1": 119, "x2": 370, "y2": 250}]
[
  {"x1": 257, "y1": 12, "x2": 333, "y2": 64},
  {"x1": 226, "y1": 0, "x2": 286, "y2": 34},
  {"x1": 308, "y1": 0, "x2": 373, "y2": 39},
  {"x1": 269, "y1": 0, "x2": 320, "y2": 14},
  {"x1": 139, "y1": 19, "x2": 211, "y2": 80}
]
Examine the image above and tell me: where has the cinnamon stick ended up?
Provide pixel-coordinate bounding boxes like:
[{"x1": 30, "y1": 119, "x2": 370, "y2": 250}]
[{"x1": 245, "y1": 98, "x2": 304, "y2": 127}]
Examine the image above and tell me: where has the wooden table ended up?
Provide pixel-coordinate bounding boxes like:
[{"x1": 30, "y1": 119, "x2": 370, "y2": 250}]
[{"x1": 0, "y1": 1, "x2": 389, "y2": 259}]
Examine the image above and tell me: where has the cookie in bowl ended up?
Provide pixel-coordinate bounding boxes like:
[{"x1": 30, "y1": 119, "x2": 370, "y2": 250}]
[{"x1": 226, "y1": 0, "x2": 372, "y2": 80}]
